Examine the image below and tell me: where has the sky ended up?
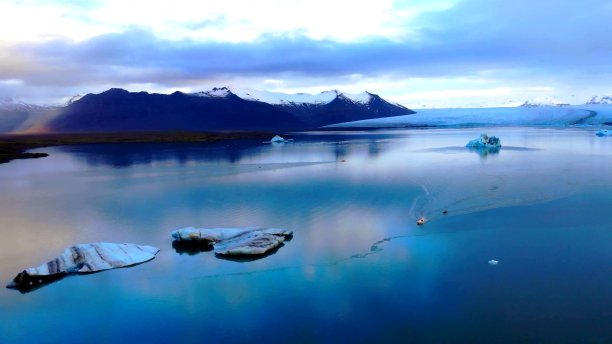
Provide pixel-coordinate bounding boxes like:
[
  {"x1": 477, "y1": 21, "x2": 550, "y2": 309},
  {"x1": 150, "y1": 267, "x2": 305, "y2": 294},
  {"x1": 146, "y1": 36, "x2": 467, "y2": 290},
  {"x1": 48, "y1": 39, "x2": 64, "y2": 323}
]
[{"x1": 0, "y1": 0, "x2": 611, "y2": 108}]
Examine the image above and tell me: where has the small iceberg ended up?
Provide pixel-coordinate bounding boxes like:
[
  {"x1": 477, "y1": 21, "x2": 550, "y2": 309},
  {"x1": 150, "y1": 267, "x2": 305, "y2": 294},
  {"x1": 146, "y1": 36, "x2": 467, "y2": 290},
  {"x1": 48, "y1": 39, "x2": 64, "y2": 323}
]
[
  {"x1": 595, "y1": 129, "x2": 612, "y2": 137},
  {"x1": 171, "y1": 227, "x2": 293, "y2": 256},
  {"x1": 466, "y1": 134, "x2": 502, "y2": 148},
  {"x1": 7, "y1": 243, "x2": 159, "y2": 292},
  {"x1": 270, "y1": 135, "x2": 292, "y2": 143},
  {"x1": 214, "y1": 231, "x2": 287, "y2": 256},
  {"x1": 488, "y1": 259, "x2": 499, "y2": 265}
]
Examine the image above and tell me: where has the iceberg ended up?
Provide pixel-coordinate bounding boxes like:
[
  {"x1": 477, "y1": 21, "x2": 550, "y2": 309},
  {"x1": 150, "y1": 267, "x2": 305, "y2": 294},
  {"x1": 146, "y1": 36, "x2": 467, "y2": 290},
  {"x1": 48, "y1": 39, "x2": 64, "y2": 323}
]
[
  {"x1": 171, "y1": 227, "x2": 260, "y2": 243},
  {"x1": 213, "y1": 231, "x2": 288, "y2": 256},
  {"x1": 171, "y1": 227, "x2": 293, "y2": 256},
  {"x1": 595, "y1": 129, "x2": 612, "y2": 136},
  {"x1": 270, "y1": 135, "x2": 290, "y2": 143},
  {"x1": 465, "y1": 134, "x2": 502, "y2": 148},
  {"x1": 7, "y1": 243, "x2": 159, "y2": 291}
]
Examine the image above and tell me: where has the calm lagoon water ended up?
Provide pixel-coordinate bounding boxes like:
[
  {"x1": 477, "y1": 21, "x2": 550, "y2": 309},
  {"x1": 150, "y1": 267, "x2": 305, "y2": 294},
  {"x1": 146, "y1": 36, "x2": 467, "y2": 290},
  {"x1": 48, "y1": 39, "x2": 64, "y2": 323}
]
[{"x1": 0, "y1": 128, "x2": 611, "y2": 343}]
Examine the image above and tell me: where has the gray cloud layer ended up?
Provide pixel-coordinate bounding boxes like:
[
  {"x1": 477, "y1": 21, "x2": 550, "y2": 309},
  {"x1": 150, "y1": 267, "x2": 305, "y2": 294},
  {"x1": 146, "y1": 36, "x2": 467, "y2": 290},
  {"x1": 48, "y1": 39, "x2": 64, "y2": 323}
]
[{"x1": 1, "y1": 0, "x2": 611, "y2": 101}]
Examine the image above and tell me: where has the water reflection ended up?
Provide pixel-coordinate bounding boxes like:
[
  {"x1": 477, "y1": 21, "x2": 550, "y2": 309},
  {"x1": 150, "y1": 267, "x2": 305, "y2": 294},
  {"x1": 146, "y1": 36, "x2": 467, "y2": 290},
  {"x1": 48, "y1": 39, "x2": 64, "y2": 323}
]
[
  {"x1": 467, "y1": 146, "x2": 501, "y2": 157},
  {"x1": 214, "y1": 244, "x2": 287, "y2": 263},
  {"x1": 172, "y1": 240, "x2": 213, "y2": 255},
  {"x1": 60, "y1": 140, "x2": 262, "y2": 167},
  {"x1": 58, "y1": 133, "x2": 399, "y2": 168},
  {"x1": 1, "y1": 128, "x2": 611, "y2": 342},
  {"x1": 172, "y1": 234, "x2": 293, "y2": 262}
]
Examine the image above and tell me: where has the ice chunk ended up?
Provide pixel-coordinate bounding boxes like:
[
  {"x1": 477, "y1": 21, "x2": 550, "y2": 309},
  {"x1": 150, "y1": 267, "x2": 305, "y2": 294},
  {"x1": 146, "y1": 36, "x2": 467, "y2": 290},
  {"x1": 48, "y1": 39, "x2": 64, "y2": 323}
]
[
  {"x1": 213, "y1": 231, "x2": 287, "y2": 256},
  {"x1": 172, "y1": 227, "x2": 254, "y2": 243},
  {"x1": 270, "y1": 135, "x2": 293, "y2": 143},
  {"x1": 488, "y1": 259, "x2": 499, "y2": 265},
  {"x1": 466, "y1": 134, "x2": 502, "y2": 148},
  {"x1": 271, "y1": 135, "x2": 287, "y2": 143},
  {"x1": 595, "y1": 129, "x2": 612, "y2": 136},
  {"x1": 7, "y1": 243, "x2": 159, "y2": 291},
  {"x1": 171, "y1": 227, "x2": 293, "y2": 256}
]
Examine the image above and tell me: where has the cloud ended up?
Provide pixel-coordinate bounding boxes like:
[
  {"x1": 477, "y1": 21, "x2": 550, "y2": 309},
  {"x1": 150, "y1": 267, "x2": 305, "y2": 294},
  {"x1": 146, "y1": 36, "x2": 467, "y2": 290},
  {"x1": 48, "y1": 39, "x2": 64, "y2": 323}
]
[
  {"x1": 0, "y1": 0, "x2": 413, "y2": 43},
  {"x1": 1, "y1": 0, "x2": 611, "y2": 105}
]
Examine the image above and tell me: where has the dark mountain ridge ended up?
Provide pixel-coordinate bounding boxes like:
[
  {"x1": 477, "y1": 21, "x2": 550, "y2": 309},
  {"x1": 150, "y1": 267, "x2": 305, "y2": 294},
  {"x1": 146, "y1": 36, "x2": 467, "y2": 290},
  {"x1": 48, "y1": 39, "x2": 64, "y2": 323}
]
[{"x1": 9, "y1": 87, "x2": 416, "y2": 133}]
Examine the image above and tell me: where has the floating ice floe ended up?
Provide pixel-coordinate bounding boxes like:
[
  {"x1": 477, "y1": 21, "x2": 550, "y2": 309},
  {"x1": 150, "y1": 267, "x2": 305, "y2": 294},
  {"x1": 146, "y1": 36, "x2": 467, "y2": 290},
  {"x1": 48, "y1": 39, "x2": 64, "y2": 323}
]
[
  {"x1": 171, "y1": 227, "x2": 293, "y2": 256},
  {"x1": 466, "y1": 134, "x2": 502, "y2": 148},
  {"x1": 488, "y1": 259, "x2": 499, "y2": 265},
  {"x1": 595, "y1": 129, "x2": 612, "y2": 136},
  {"x1": 7, "y1": 243, "x2": 159, "y2": 291},
  {"x1": 270, "y1": 135, "x2": 292, "y2": 143}
]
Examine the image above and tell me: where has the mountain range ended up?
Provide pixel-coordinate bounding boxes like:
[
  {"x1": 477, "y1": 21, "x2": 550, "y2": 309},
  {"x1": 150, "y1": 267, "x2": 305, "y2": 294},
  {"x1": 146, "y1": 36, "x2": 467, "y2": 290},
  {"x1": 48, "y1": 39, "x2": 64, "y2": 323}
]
[
  {"x1": 0, "y1": 100, "x2": 61, "y2": 133},
  {"x1": 0, "y1": 87, "x2": 415, "y2": 133},
  {"x1": 587, "y1": 96, "x2": 612, "y2": 105}
]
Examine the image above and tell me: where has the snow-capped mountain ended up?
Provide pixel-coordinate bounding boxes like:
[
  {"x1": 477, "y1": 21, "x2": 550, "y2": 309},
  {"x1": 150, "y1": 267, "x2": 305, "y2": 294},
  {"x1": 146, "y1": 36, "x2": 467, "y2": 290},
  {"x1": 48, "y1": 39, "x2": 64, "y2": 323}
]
[
  {"x1": 195, "y1": 87, "x2": 372, "y2": 105},
  {"x1": 0, "y1": 100, "x2": 62, "y2": 133},
  {"x1": 41, "y1": 87, "x2": 414, "y2": 133},
  {"x1": 192, "y1": 87, "x2": 387, "y2": 105},
  {"x1": 189, "y1": 87, "x2": 414, "y2": 127},
  {"x1": 587, "y1": 96, "x2": 612, "y2": 105},
  {"x1": 66, "y1": 94, "x2": 84, "y2": 105},
  {"x1": 0, "y1": 99, "x2": 43, "y2": 111},
  {"x1": 519, "y1": 99, "x2": 569, "y2": 108}
]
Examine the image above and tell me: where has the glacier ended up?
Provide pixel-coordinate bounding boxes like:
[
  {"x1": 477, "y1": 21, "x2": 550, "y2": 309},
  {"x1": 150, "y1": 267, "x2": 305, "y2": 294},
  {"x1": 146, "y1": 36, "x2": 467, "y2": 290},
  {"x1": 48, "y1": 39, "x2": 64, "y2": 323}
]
[{"x1": 328, "y1": 105, "x2": 612, "y2": 128}]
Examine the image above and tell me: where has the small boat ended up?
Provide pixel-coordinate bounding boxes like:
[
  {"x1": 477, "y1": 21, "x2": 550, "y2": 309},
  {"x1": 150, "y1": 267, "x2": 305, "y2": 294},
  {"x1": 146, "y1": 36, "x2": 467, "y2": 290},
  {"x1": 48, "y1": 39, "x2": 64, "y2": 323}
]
[{"x1": 417, "y1": 217, "x2": 426, "y2": 225}]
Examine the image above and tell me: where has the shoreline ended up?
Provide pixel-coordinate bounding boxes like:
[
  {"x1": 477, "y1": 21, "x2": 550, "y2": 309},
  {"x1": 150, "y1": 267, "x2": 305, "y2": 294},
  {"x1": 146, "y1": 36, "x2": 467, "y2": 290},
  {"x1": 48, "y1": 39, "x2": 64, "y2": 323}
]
[{"x1": 0, "y1": 131, "x2": 273, "y2": 165}]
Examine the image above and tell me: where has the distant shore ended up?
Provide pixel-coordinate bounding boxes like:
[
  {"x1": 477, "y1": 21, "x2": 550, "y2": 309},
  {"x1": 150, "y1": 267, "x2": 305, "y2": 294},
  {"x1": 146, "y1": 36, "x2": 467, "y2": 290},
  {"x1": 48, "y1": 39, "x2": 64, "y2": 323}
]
[{"x1": 0, "y1": 132, "x2": 272, "y2": 165}]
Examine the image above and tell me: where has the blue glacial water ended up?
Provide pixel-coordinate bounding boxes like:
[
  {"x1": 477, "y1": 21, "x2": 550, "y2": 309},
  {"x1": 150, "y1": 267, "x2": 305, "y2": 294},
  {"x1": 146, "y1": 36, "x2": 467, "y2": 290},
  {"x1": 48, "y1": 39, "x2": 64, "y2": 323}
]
[{"x1": 0, "y1": 128, "x2": 610, "y2": 343}]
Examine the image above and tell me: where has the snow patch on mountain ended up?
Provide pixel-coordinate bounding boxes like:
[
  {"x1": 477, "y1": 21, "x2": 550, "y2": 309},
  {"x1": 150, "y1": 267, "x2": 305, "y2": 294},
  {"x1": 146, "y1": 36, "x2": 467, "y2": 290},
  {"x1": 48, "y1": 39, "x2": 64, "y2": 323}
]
[
  {"x1": 66, "y1": 94, "x2": 83, "y2": 105},
  {"x1": 190, "y1": 87, "x2": 373, "y2": 105},
  {"x1": 233, "y1": 88, "x2": 337, "y2": 105},
  {"x1": 341, "y1": 91, "x2": 372, "y2": 104},
  {"x1": 0, "y1": 99, "x2": 40, "y2": 111},
  {"x1": 520, "y1": 99, "x2": 569, "y2": 108},
  {"x1": 192, "y1": 87, "x2": 233, "y2": 98}
]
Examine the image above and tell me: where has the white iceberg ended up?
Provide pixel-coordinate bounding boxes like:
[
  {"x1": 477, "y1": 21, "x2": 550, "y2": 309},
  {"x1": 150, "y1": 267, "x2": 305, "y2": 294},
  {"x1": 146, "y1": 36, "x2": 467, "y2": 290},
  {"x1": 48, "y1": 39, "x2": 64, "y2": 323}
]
[
  {"x1": 466, "y1": 134, "x2": 502, "y2": 148},
  {"x1": 213, "y1": 231, "x2": 288, "y2": 256},
  {"x1": 488, "y1": 259, "x2": 499, "y2": 265},
  {"x1": 270, "y1": 135, "x2": 290, "y2": 143},
  {"x1": 7, "y1": 243, "x2": 160, "y2": 291},
  {"x1": 171, "y1": 227, "x2": 293, "y2": 256},
  {"x1": 595, "y1": 129, "x2": 612, "y2": 136},
  {"x1": 172, "y1": 227, "x2": 258, "y2": 242}
]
